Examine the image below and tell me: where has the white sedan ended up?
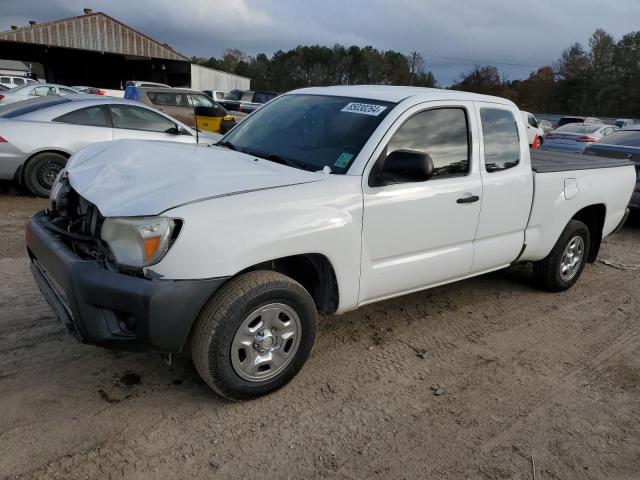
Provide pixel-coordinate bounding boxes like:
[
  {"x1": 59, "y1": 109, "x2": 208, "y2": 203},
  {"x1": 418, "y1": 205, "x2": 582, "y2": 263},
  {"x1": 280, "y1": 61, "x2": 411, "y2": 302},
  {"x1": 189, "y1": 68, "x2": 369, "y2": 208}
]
[
  {"x1": 0, "y1": 96, "x2": 220, "y2": 196},
  {"x1": 0, "y1": 83, "x2": 81, "y2": 105}
]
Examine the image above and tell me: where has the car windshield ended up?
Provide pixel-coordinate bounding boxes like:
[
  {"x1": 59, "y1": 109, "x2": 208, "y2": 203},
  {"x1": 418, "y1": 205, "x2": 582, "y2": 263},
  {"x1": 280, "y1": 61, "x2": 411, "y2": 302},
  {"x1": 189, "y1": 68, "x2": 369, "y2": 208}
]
[
  {"x1": 557, "y1": 117, "x2": 583, "y2": 127},
  {"x1": 220, "y1": 94, "x2": 395, "y2": 173},
  {"x1": 4, "y1": 83, "x2": 33, "y2": 93},
  {"x1": 596, "y1": 130, "x2": 640, "y2": 146},
  {"x1": 556, "y1": 124, "x2": 600, "y2": 134}
]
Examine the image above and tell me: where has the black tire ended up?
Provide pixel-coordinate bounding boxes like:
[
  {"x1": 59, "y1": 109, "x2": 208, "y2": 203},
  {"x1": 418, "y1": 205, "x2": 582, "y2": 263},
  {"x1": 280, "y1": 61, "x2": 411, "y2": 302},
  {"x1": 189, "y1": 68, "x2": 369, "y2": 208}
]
[
  {"x1": 191, "y1": 270, "x2": 317, "y2": 400},
  {"x1": 534, "y1": 219, "x2": 590, "y2": 292},
  {"x1": 23, "y1": 152, "x2": 67, "y2": 197}
]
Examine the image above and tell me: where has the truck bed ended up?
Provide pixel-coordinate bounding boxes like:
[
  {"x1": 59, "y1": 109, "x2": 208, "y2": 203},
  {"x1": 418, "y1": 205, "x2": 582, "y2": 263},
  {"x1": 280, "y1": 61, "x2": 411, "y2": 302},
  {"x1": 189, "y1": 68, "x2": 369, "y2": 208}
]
[{"x1": 531, "y1": 150, "x2": 632, "y2": 173}]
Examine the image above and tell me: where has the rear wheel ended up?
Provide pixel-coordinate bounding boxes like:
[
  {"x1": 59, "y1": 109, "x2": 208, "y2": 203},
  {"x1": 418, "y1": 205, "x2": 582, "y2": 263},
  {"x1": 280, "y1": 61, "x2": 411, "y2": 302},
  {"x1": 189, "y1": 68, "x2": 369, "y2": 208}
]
[
  {"x1": 23, "y1": 152, "x2": 67, "y2": 197},
  {"x1": 534, "y1": 219, "x2": 590, "y2": 292},
  {"x1": 191, "y1": 270, "x2": 317, "y2": 400}
]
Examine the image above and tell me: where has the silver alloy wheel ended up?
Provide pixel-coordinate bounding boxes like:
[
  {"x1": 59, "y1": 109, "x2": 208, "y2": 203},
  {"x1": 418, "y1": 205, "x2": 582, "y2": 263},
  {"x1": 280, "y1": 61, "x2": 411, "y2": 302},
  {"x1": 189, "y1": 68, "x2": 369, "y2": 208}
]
[
  {"x1": 559, "y1": 235, "x2": 584, "y2": 281},
  {"x1": 230, "y1": 303, "x2": 302, "y2": 382}
]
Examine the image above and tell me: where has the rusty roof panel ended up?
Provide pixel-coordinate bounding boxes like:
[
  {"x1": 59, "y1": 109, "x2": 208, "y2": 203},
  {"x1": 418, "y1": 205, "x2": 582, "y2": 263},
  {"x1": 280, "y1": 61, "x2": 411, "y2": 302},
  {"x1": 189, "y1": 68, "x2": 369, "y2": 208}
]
[{"x1": 0, "y1": 12, "x2": 189, "y2": 61}]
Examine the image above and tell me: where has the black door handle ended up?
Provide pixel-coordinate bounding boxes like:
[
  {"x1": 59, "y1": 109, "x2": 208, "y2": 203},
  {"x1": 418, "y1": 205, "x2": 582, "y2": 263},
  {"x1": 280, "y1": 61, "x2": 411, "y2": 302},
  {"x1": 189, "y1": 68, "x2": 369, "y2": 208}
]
[{"x1": 456, "y1": 195, "x2": 480, "y2": 204}]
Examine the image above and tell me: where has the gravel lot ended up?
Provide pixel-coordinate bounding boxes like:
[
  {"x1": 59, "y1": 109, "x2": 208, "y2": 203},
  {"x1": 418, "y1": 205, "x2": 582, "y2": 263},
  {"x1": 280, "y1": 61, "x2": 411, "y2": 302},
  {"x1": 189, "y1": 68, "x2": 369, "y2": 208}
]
[{"x1": 1, "y1": 182, "x2": 639, "y2": 480}]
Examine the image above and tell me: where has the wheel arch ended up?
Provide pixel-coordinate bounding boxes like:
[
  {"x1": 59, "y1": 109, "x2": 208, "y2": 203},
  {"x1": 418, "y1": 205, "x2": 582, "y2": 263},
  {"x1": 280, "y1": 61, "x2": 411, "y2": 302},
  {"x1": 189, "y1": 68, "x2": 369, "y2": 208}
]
[
  {"x1": 237, "y1": 253, "x2": 340, "y2": 315},
  {"x1": 571, "y1": 203, "x2": 606, "y2": 262},
  {"x1": 21, "y1": 149, "x2": 71, "y2": 183}
]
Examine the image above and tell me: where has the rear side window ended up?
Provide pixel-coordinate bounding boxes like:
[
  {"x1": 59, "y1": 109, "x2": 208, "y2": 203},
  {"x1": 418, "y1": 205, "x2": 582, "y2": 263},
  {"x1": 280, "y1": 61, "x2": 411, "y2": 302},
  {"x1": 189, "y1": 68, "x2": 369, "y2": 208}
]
[
  {"x1": 53, "y1": 106, "x2": 111, "y2": 127},
  {"x1": 241, "y1": 91, "x2": 254, "y2": 102},
  {"x1": 0, "y1": 77, "x2": 9, "y2": 84},
  {"x1": 147, "y1": 91, "x2": 187, "y2": 107},
  {"x1": 13, "y1": 78, "x2": 25, "y2": 85},
  {"x1": 527, "y1": 115, "x2": 537, "y2": 128},
  {"x1": 387, "y1": 108, "x2": 470, "y2": 178},
  {"x1": 253, "y1": 92, "x2": 276, "y2": 103},
  {"x1": 32, "y1": 86, "x2": 57, "y2": 97},
  {"x1": 215, "y1": 92, "x2": 225, "y2": 100},
  {"x1": 480, "y1": 108, "x2": 520, "y2": 173}
]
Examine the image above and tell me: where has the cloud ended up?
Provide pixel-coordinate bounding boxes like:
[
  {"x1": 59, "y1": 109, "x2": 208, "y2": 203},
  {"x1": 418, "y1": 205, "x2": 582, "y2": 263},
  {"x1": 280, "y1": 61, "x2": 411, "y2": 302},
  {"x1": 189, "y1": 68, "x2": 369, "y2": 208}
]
[{"x1": 1, "y1": 0, "x2": 638, "y2": 85}]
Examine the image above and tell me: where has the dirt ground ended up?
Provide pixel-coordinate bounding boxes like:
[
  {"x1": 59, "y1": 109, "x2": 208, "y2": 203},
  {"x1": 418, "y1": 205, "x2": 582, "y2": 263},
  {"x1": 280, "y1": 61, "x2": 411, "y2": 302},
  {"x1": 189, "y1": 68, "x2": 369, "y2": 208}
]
[{"x1": 1, "y1": 182, "x2": 639, "y2": 480}]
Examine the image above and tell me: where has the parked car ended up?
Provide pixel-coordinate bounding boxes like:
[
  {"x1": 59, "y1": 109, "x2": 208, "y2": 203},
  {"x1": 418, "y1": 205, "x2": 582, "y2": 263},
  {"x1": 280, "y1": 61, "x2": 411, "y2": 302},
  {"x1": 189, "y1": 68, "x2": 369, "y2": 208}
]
[
  {"x1": 537, "y1": 119, "x2": 554, "y2": 134},
  {"x1": 27, "y1": 86, "x2": 635, "y2": 400},
  {"x1": 542, "y1": 123, "x2": 618, "y2": 153},
  {"x1": 520, "y1": 111, "x2": 545, "y2": 147},
  {"x1": 552, "y1": 116, "x2": 603, "y2": 130},
  {"x1": 615, "y1": 118, "x2": 635, "y2": 129},
  {"x1": 0, "y1": 75, "x2": 38, "y2": 89},
  {"x1": 221, "y1": 90, "x2": 279, "y2": 114},
  {"x1": 585, "y1": 127, "x2": 640, "y2": 210},
  {"x1": 125, "y1": 86, "x2": 235, "y2": 134},
  {"x1": 203, "y1": 89, "x2": 227, "y2": 102},
  {"x1": 0, "y1": 83, "x2": 81, "y2": 105},
  {"x1": 124, "y1": 80, "x2": 171, "y2": 89},
  {"x1": 0, "y1": 96, "x2": 219, "y2": 197},
  {"x1": 72, "y1": 86, "x2": 106, "y2": 95}
]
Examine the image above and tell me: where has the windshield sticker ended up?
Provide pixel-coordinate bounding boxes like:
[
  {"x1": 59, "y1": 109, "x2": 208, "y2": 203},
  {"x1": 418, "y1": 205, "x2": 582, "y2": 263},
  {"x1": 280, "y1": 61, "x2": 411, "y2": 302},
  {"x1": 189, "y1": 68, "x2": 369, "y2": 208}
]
[
  {"x1": 341, "y1": 102, "x2": 387, "y2": 116},
  {"x1": 334, "y1": 152, "x2": 354, "y2": 168}
]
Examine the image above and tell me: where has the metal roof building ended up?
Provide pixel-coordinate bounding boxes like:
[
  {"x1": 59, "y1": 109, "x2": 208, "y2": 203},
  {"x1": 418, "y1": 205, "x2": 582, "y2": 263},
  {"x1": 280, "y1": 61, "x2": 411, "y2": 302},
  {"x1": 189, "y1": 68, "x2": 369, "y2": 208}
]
[{"x1": 0, "y1": 9, "x2": 249, "y2": 91}]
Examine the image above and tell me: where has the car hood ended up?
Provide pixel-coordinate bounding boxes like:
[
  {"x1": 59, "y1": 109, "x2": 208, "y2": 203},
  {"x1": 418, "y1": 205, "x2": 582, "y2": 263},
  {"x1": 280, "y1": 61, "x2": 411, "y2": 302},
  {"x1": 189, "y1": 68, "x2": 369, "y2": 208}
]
[{"x1": 66, "y1": 140, "x2": 326, "y2": 217}]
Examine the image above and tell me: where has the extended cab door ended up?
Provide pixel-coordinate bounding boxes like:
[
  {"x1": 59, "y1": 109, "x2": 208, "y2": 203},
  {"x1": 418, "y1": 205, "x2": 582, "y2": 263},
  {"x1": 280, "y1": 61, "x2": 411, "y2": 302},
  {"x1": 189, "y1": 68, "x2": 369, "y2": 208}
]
[
  {"x1": 470, "y1": 103, "x2": 533, "y2": 272},
  {"x1": 359, "y1": 102, "x2": 482, "y2": 304}
]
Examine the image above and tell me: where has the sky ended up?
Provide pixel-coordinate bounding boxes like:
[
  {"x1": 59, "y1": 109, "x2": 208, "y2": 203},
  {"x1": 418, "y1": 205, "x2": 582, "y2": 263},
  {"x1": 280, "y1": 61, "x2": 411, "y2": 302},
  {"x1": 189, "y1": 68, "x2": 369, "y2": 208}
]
[{"x1": 1, "y1": 0, "x2": 639, "y2": 86}]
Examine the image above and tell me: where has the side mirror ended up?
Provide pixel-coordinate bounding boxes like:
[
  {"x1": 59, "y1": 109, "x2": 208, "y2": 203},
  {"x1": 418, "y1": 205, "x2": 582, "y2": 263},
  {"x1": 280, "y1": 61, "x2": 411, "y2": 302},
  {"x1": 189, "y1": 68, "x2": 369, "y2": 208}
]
[
  {"x1": 173, "y1": 124, "x2": 191, "y2": 135},
  {"x1": 377, "y1": 149, "x2": 434, "y2": 185}
]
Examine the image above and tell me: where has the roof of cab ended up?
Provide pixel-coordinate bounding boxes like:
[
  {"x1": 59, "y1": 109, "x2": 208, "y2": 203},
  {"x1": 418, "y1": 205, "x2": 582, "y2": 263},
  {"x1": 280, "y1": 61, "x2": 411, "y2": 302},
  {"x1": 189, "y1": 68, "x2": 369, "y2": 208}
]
[{"x1": 288, "y1": 85, "x2": 515, "y2": 106}]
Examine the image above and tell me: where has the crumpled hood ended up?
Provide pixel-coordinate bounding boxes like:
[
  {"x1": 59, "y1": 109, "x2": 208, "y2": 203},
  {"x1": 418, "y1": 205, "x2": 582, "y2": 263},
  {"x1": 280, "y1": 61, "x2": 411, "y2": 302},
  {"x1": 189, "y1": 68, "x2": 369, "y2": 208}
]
[{"x1": 66, "y1": 140, "x2": 325, "y2": 217}]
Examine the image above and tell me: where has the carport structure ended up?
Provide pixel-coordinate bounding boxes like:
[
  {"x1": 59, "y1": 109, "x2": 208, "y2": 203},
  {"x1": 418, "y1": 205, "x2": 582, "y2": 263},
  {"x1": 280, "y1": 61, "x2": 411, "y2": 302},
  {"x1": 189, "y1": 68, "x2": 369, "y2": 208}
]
[{"x1": 0, "y1": 9, "x2": 191, "y2": 88}]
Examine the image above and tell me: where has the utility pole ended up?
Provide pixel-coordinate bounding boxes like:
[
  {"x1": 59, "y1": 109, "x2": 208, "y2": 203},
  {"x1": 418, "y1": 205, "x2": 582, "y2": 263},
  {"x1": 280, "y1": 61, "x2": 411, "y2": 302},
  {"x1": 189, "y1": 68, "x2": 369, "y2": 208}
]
[{"x1": 410, "y1": 51, "x2": 418, "y2": 86}]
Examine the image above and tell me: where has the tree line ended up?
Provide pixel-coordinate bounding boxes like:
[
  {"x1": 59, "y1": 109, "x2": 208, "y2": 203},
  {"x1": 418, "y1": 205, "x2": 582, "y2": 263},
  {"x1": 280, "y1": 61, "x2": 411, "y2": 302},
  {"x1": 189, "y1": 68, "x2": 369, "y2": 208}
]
[
  {"x1": 192, "y1": 45, "x2": 436, "y2": 92},
  {"x1": 194, "y1": 28, "x2": 639, "y2": 117}
]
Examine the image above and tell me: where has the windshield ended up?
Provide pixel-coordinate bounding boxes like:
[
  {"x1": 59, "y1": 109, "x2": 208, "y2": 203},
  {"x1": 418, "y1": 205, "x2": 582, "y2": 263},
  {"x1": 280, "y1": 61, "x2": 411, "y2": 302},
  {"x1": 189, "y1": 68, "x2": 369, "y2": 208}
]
[
  {"x1": 597, "y1": 130, "x2": 640, "y2": 146},
  {"x1": 5, "y1": 83, "x2": 33, "y2": 93},
  {"x1": 556, "y1": 124, "x2": 600, "y2": 134},
  {"x1": 221, "y1": 94, "x2": 395, "y2": 173}
]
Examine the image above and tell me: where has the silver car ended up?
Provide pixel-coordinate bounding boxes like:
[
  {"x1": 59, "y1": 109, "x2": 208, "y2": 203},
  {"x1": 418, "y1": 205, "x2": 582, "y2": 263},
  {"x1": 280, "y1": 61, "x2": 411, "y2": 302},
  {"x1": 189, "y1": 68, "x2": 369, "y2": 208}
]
[
  {"x1": 0, "y1": 96, "x2": 220, "y2": 196},
  {"x1": 541, "y1": 123, "x2": 619, "y2": 154},
  {"x1": 0, "y1": 83, "x2": 81, "y2": 105}
]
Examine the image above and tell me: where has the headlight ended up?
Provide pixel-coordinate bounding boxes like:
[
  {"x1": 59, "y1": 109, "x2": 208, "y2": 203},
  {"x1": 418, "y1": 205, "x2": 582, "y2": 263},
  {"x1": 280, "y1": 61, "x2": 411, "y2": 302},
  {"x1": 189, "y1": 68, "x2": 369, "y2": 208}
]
[
  {"x1": 49, "y1": 170, "x2": 68, "y2": 209},
  {"x1": 101, "y1": 217, "x2": 175, "y2": 268}
]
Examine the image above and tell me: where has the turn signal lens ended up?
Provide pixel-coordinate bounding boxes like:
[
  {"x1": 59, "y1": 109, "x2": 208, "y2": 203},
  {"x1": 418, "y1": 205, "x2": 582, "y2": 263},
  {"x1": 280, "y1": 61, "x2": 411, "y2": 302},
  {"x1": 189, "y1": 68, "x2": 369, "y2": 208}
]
[
  {"x1": 0, "y1": 136, "x2": 7, "y2": 143},
  {"x1": 143, "y1": 236, "x2": 161, "y2": 262},
  {"x1": 101, "y1": 217, "x2": 175, "y2": 268}
]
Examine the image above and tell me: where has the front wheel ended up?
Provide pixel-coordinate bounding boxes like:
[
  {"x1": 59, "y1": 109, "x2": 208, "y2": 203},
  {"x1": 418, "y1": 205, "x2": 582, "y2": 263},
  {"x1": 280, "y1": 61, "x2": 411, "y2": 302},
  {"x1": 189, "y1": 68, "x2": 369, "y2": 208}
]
[
  {"x1": 23, "y1": 152, "x2": 67, "y2": 197},
  {"x1": 191, "y1": 271, "x2": 317, "y2": 400},
  {"x1": 534, "y1": 219, "x2": 590, "y2": 292}
]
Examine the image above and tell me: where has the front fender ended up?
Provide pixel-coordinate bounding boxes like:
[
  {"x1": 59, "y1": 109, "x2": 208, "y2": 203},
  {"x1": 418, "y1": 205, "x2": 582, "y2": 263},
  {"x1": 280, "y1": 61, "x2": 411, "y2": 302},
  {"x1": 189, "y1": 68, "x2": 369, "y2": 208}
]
[{"x1": 151, "y1": 176, "x2": 364, "y2": 312}]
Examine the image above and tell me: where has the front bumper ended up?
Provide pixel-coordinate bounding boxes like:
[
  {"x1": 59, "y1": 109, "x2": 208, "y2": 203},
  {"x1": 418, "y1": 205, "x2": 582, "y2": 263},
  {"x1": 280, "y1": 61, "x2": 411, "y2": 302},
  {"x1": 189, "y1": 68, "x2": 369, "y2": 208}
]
[{"x1": 26, "y1": 212, "x2": 227, "y2": 352}]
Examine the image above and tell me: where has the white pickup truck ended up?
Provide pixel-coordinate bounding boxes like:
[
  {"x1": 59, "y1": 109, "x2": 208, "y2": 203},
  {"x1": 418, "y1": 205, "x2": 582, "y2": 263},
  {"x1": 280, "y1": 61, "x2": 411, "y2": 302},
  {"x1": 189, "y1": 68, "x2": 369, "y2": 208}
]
[{"x1": 26, "y1": 86, "x2": 635, "y2": 400}]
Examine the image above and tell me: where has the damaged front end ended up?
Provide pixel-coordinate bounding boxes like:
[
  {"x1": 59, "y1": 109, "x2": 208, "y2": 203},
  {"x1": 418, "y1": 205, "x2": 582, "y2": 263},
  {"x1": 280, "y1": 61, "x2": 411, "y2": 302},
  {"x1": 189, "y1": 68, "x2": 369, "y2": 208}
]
[{"x1": 25, "y1": 173, "x2": 227, "y2": 353}]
